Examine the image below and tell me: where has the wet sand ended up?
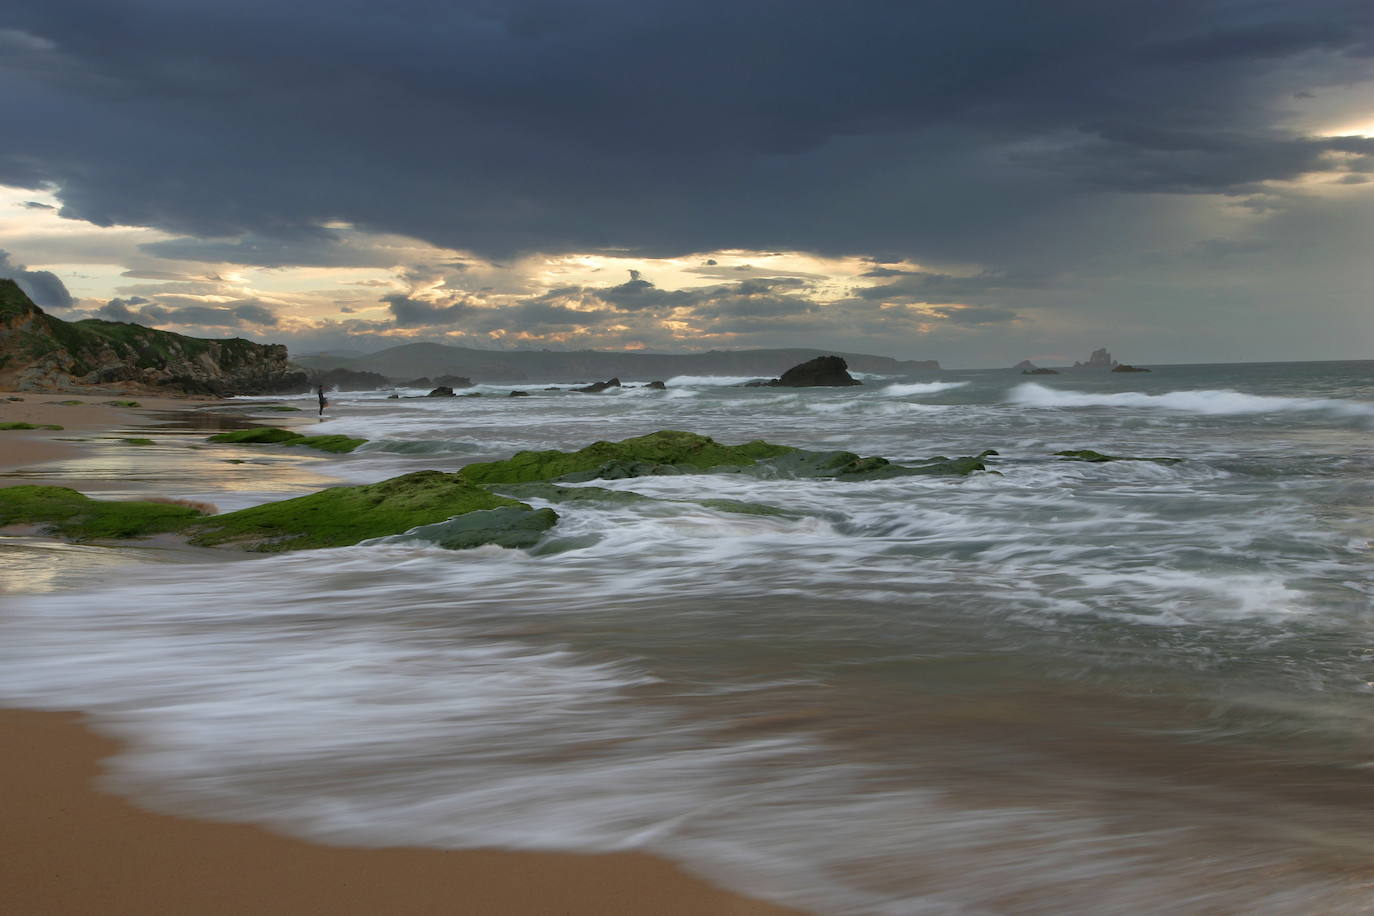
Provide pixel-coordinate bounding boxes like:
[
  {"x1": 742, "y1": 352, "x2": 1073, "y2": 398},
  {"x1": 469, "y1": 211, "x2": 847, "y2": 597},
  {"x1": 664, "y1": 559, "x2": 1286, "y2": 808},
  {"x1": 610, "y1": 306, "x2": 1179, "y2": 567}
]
[
  {"x1": 0, "y1": 391, "x2": 221, "y2": 476},
  {"x1": 0, "y1": 709, "x2": 801, "y2": 916},
  {"x1": 0, "y1": 391, "x2": 804, "y2": 916}
]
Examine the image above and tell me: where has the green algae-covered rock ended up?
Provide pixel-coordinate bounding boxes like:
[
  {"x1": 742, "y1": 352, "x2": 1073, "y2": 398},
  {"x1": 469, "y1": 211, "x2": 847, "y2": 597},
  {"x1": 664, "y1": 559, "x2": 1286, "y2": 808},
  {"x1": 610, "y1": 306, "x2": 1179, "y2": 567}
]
[
  {"x1": 458, "y1": 431, "x2": 795, "y2": 485},
  {"x1": 207, "y1": 427, "x2": 367, "y2": 453},
  {"x1": 120, "y1": 437, "x2": 155, "y2": 445},
  {"x1": 1056, "y1": 449, "x2": 1181, "y2": 465},
  {"x1": 460, "y1": 431, "x2": 995, "y2": 485},
  {"x1": 209, "y1": 427, "x2": 305, "y2": 445},
  {"x1": 0, "y1": 485, "x2": 208, "y2": 540},
  {"x1": 0, "y1": 422, "x2": 63, "y2": 430},
  {"x1": 261, "y1": 405, "x2": 302, "y2": 412},
  {"x1": 185, "y1": 470, "x2": 546, "y2": 552},
  {"x1": 489, "y1": 483, "x2": 655, "y2": 506},
  {"x1": 386, "y1": 506, "x2": 559, "y2": 550},
  {"x1": 105, "y1": 400, "x2": 142, "y2": 407}
]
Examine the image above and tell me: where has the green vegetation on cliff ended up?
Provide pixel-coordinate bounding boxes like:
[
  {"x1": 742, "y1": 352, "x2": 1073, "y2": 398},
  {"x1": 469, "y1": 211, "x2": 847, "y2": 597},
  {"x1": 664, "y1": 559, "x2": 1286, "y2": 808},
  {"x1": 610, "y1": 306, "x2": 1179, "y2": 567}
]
[
  {"x1": 0, "y1": 486, "x2": 209, "y2": 539},
  {"x1": 185, "y1": 470, "x2": 542, "y2": 552}
]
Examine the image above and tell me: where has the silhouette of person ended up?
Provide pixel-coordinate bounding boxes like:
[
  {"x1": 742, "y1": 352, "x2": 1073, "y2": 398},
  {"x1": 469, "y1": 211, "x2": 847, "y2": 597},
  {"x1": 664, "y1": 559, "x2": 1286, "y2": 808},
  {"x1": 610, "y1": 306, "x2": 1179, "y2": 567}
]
[{"x1": 317, "y1": 384, "x2": 328, "y2": 418}]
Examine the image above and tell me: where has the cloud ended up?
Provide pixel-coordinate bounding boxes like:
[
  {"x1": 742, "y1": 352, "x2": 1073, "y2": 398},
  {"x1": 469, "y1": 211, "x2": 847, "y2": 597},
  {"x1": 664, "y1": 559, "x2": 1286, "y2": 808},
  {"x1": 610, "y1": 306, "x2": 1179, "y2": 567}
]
[
  {"x1": 3, "y1": 0, "x2": 1371, "y2": 267},
  {"x1": 0, "y1": 249, "x2": 74, "y2": 308},
  {"x1": 383, "y1": 293, "x2": 473, "y2": 328},
  {"x1": 20, "y1": 200, "x2": 54, "y2": 210},
  {"x1": 95, "y1": 296, "x2": 276, "y2": 327}
]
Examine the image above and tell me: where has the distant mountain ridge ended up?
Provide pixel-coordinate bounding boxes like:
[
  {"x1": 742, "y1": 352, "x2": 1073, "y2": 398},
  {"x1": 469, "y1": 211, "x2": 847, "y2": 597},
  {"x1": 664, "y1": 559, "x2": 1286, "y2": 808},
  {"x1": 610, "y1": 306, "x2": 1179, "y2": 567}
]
[
  {"x1": 0, "y1": 280, "x2": 304, "y2": 394},
  {"x1": 295, "y1": 342, "x2": 939, "y2": 382}
]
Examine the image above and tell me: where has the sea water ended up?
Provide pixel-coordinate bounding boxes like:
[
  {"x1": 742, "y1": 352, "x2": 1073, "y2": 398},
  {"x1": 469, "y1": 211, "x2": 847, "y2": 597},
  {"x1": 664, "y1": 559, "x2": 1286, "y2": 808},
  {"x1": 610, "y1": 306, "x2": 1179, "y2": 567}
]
[{"x1": 1, "y1": 360, "x2": 1372, "y2": 914}]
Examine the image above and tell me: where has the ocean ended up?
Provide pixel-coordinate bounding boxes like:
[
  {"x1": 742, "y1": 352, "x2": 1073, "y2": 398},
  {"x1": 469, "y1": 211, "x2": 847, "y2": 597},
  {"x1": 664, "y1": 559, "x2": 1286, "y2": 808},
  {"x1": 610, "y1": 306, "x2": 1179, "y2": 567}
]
[{"x1": 2, "y1": 359, "x2": 1373, "y2": 914}]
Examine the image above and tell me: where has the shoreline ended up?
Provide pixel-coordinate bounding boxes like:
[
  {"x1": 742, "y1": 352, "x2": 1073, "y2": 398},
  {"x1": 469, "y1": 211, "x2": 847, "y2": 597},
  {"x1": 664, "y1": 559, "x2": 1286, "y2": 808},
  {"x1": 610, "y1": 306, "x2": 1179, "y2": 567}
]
[
  {"x1": 1, "y1": 391, "x2": 806, "y2": 916},
  {"x1": 0, "y1": 709, "x2": 803, "y2": 916}
]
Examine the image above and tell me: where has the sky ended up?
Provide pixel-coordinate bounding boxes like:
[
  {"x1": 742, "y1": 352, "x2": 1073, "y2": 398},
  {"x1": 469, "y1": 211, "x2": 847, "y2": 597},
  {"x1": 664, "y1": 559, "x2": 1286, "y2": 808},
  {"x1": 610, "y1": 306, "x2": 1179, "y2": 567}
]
[{"x1": 1, "y1": 0, "x2": 1372, "y2": 368}]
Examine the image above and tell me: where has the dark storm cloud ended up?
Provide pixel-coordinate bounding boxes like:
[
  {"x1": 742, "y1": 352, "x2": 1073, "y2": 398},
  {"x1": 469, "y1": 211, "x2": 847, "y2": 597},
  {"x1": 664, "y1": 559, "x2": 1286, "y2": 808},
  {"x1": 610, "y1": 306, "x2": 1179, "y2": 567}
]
[
  {"x1": 3, "y1": 1, "x2": 1372, "y2": 265},
  {"x1": 924, "y1": 306, "x2": 1020, "y2": 325},
  {"x1": 384, "y1": 293, "x2": 473, "y2": 328},
  {"x1": 0, "y1": 249, "x2": 74, "y2": 308},
  {"x1": 97, "y1": 297, "x2": 277, "y2": 327},
  {"x1": 20, "y1": 200, "x2": 54, "y2": 210},
  {"x1": 858, "y1": 269, "x2": 1050, "y2": 303}
]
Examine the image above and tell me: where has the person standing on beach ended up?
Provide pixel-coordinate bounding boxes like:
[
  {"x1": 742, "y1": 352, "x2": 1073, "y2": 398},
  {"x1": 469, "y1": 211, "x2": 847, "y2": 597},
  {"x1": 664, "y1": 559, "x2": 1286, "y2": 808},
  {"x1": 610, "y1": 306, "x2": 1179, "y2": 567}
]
[{"x1": 317, "y1": 384, "x2": 328, "y2": 418}]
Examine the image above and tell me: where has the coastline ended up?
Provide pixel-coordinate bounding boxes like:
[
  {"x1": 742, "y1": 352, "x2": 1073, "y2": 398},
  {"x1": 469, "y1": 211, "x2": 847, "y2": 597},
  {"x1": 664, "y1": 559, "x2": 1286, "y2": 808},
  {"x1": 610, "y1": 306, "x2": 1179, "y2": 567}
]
[
  {"x1": 0, "y1": 392, "x2": 805, "y2": 916},
  {"x1": 0, "y1": 709, "x2": 802, "y2": 916}
]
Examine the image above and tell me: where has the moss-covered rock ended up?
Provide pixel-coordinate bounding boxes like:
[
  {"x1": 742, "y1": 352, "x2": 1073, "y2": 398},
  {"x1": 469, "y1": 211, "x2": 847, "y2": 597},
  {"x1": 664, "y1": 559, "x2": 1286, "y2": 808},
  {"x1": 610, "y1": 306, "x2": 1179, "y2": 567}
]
[
  {"x1": 0, "y1": 485, "x2": 209, "y2": 539},
  {"x1": 458, "y1": 431, "x2": 795, "y2": 485},
  {"x1": 207, "y1": 427, "x2": 367, "y2": 453},
  {"x1": 460, "y1": 430, "x2": 995, "y2": 484},
  {"x1": 105, "y1": 400, "x2": 142, "y2": 407},
  {"x1": 490, "y1": 481, "x2": 797, "y2": 518},
  {"x1": 185, "y1": 470, "x2": 546, "y2": 552},
  {"x1": 261, "y1": 405, "x2": 302, "y2": 412},
  {"x1": 1055, "y1": 449, "x2": 1181, "y2": 465},
  {"x1": 0, "y1": 421, "x2": 63, "y2": 430},
  {"x1": 120, "y1": 437, "x2": 155, "y2": 445}
]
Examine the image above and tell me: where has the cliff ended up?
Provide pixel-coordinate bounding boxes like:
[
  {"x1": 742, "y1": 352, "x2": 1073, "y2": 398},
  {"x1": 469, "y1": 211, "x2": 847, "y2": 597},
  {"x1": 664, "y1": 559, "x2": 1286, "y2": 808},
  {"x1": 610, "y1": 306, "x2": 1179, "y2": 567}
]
[
  {"x1": 0, "y1": 280, "x2": 306, "y2": 395},
  {"x1": 294, "y1": 342, "x2": 940, "y2": 382}
]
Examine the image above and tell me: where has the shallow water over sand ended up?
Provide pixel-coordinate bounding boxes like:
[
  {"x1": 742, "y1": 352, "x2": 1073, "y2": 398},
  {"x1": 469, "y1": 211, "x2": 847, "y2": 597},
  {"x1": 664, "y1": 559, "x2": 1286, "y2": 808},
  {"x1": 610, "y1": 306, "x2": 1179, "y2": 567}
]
[{"x1": 3, "y1": 360, "x2": 1373, "y2": 914}]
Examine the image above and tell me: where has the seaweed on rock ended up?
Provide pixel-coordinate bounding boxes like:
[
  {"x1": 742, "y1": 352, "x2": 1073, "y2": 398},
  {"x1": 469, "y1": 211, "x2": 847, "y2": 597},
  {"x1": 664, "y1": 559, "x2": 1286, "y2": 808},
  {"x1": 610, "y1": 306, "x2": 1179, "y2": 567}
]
[
  {"x1": 186, "y1": 470, "x2": 544, "y2": 552},
  {"x1": 0, "y1": 485, "x2": 209, "y2": 540}
]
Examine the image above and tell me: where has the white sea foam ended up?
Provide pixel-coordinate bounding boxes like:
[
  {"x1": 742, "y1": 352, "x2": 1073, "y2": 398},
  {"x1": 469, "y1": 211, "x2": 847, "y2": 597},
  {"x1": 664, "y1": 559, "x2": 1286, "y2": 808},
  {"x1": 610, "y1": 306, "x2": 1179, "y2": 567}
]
[
  {"x1": 1009, "y1": 382, "x2": 1374, "y2": 420},
  {"x1": 664, "y1": 374, "x2": 769, "y2": 387},
  {"x1": 881, "y1": 381, "x2": 969, "y2": 397}
]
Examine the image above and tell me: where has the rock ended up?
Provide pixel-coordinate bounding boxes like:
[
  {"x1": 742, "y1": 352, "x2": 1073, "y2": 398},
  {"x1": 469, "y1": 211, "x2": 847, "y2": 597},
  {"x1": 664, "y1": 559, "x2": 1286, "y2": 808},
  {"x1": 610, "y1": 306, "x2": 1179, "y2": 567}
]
[
  {"x1": 0, "y1": 279, "x2": 304, "y2": 396},
  {"x1": 572, "y1": 377, "x2": 621, "y2": 393},
  {"x1": 0, "y1": 485, "x2": 209, "y2": 540},
  {"x1": 1055, "y1": 449, "x2": 1180, "y2": 465},
  {"x1": 747, "y1": 355, "x2": 863, "y2": 388},
  {"x1": 1022, "y1": 367, "x2": 1060, "y2": 375},
  {"x1": 543, "y1": 387, "x2": 562, "y2": 391},
  {"x1": 387, "y1": 393, "x2": 400, "y2": 399},
  {"x1": 508, "y1": 390, "x2": 530, "y2": 397},
  {"x1": 458, "y1": 430, "x2": 995, "y2": 485},
  {"x1": 1073, "y1": 347, "x2": 1118, "y2": 370},
  {"x1": 305, "y1": 368, "x2": 392, "y2": 392},
  {"x1": 645, "y1": 380, "x2": 667, "y2": 390},
  {"x1": 1013, "y1": 360, "x2": 1037, "y2": 370},
  {"x1": 186, "y1": 470, "x2": 549, "y2": 552},
  {"x1": 206, "y1": 427, "x2": 367, "y2": 453},
  {"x1": 1112, "y1": 364, "x2": 1150, "y2": 372},
  {"x1": 0, "y1": 422, "x2": 63, "y2": 430},
  {"x1": 426, "y1": 386, "x2": 456, "y2": 397},
  {"x1": 387, "y1": 506, "x2": 558, "y2": 550},
  {"x1": 433, "y1": 374, "x2": 474, "y2": 388}
]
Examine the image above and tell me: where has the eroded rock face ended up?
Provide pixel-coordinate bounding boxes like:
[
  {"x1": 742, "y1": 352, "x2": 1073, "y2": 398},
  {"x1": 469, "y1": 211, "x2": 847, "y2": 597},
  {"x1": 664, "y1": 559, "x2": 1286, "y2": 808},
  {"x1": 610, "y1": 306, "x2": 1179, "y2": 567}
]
[
  {"x1": 0, "y1": 280, "x2": 304, "y2": 395},
  {"x1": 745, "y1": 355, "x2": 863, "y2": 388},
  {"x1": 1074, "y1": 347, "x2": 1118, "y2": 369},
  {"x1": 426, "y1": 386, "x2": 457, "y2": 397}
]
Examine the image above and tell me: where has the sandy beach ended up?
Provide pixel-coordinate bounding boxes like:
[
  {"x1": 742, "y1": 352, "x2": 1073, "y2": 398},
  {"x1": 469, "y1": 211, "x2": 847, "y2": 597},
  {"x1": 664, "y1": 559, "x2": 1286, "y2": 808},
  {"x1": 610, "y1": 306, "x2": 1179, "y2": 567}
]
[{"x1": 0, "y1": 393, "x2": 803, "y2": 916}]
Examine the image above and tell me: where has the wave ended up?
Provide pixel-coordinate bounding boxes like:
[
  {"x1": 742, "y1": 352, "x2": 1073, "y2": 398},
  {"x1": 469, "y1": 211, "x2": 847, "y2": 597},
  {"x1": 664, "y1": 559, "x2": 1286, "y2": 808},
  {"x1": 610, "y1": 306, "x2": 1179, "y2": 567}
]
[
  {"x1": 1009, "y1": 383, "x2": 1374, "y2": 419},
  {"x1": 663, "y1": 374, "x2": 766, "y2": 387},
  {"x1": 880, "y1": 381, "x2": 968, "y2": 397}
]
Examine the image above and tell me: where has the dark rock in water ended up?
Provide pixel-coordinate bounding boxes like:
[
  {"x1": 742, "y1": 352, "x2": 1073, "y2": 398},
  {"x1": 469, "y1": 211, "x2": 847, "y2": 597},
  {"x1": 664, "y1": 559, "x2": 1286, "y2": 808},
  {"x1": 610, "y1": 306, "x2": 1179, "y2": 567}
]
[
  {"x1": 508, "y1": 390, "x2": 530, "y2": 397},
  {"x1": 434, "y1": 374, "x2": 474, "y2": 388},
  {"x1": 645, "y1": 380, "x2": 667, "y2": 390},
  {"x1": 544, "y1": 386, "x2": 562, "y2": 391},
  {"x1": 747, "y1": 355, "x2": 863, "y2": 388},
  {"x1": 1013, "y1": 360, "x2": 1037, "y2": 370},
  {"x1": 389, "y1": 506, "x2": 559, "y2": 550},
  {"x1": 1073, "y1": 347, "x2": 1117, "y2": 370},
  {"x1": 387, "y1": 393, "x2": 400, "y2": 399},
  {"x1": 1112, "y1": 364, "x2": 1150, "y2": 372},
  {"x1": 207, "y1": 427, "x2": 367, "y2": 453},
  {"x1": 426, "y1": 386, "x2": 456, "y2": 397},
  {"x1": 463, "y1": 392, "x2": 483, "y2": 397},
  {"x1": 309, "y1": 368, "x2": 392, "y2": 392},
  {"x1": 398, "y1": 377, "x2": 432, "y2": 388},
  {"x1": 1056, "y1": 449, "x2": 1180, "y2": 465},
  {"x1": 1023, "y1": 367, "x2": 1060, "y2": 375},
  {"x1": 572, "y1": 377, "x2": 621, "y2": 393}
]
